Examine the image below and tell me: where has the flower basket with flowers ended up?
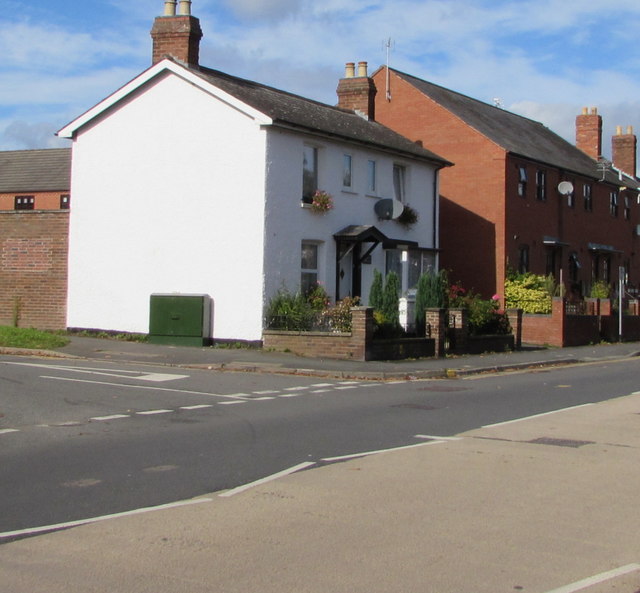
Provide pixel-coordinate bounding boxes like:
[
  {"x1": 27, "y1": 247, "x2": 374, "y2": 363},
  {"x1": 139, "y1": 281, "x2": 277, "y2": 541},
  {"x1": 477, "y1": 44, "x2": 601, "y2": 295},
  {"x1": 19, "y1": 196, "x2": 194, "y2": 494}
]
[{"x1": 310, "y1": 190, "x2": 334, "y2": 213}]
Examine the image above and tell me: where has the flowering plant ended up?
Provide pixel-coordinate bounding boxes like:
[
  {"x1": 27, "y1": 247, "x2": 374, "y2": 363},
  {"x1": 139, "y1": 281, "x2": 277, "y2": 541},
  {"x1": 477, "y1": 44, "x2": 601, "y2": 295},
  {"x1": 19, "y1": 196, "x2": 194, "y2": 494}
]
[{"x1": 310, "y1": 190, "x2": 334, "y2": 213}]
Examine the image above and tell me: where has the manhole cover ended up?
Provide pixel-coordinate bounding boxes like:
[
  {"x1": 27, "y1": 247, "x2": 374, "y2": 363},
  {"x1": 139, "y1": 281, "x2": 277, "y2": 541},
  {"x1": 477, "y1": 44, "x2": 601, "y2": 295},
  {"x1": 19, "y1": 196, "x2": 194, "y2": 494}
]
[
  {"x1": 528, "y1": 437, "x2": 594, "y2": 448},
  {"x1": 392, "y1": 403, "x2": 437, "y2": 411}
]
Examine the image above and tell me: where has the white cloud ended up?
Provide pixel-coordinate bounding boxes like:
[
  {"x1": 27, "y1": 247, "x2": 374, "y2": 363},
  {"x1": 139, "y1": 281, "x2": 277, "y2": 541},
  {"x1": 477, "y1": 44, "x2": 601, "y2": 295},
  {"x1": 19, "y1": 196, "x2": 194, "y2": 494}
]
[{"x1": 0, "y1": 120, "x2": 70, "y2": 151}]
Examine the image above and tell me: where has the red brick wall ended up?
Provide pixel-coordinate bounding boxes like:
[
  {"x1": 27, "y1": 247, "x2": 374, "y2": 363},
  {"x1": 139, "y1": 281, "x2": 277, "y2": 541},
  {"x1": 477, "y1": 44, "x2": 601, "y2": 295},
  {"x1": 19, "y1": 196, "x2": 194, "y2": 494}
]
[
  {"x1": 0, "y1": 211, "x2": 69, "y2": 329},
  {"x1": 0, "y1": 191, "x2": 69, "y2": 211},
  {"x1": 372, "y1": 69, "x2": 507, "y2": 297},
  {"x1": 372, "y1": 69, "x2": 640, "y2": 298}
]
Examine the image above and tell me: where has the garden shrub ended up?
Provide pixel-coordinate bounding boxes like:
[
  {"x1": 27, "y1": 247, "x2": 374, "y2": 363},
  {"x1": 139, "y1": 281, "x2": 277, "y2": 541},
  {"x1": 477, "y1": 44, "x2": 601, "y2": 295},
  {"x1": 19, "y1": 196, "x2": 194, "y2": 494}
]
[
  {"x1": 504, "y1": 272, "x2": 553, "y2": 314},
  {"x1": 589, "y1": 280, "x2": 610, "y2": 299},
  {"x1": 414, "y1": 270, "x2": 448, "y2": 334}
]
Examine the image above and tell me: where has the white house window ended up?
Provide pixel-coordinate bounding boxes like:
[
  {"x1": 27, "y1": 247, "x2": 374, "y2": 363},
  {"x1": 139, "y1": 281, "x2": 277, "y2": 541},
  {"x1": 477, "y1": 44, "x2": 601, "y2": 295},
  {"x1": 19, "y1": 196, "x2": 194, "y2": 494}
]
[
  {"x1": 367, "y1": 160, "x2": 377, "y2": 194},
  {"x1": 302, "y1": 145, "x2": 318, "y2": 204},
  {"x1": 393, "y1": 164, "x2": 406, "y2": 202},
  {"x1": 517, "y1": 166, "x2": 527, "y2": 197},
  {"x1": 301, "y1": 241, "x2": 319, "y2": 294},
  {"x1": 342, "y1": 154, "x2": 353, "y2": 189}
]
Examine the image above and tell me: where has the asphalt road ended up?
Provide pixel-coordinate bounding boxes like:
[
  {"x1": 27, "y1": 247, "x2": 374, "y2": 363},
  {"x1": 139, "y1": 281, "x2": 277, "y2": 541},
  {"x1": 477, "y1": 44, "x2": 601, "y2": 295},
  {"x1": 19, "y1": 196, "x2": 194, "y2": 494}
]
[{"x1": 1, "y1": 355, "x2": 639, "y2": 540}]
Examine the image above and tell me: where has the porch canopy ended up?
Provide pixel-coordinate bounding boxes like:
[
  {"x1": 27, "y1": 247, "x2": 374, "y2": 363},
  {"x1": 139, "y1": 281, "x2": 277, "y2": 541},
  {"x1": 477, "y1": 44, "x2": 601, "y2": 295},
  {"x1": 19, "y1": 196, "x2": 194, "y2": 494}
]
[{"x1": 333, "y1": 225, "x2": 418, "y2": 299}]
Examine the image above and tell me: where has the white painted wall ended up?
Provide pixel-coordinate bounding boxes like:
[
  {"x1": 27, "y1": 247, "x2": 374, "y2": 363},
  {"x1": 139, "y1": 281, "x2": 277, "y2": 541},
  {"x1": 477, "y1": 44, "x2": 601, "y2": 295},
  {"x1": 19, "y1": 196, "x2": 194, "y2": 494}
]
[
  {"x1": 262, "y1": 127, "x2": 439, "y2": 307},
  {"x1": 67, "y1": 72, "x2": 267, "y2": 340}
]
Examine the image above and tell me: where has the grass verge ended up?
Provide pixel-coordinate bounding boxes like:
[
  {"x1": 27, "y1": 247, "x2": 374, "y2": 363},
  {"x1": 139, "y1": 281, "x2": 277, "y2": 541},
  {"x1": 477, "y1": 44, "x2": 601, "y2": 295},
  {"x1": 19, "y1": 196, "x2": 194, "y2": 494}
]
[{"x1": 0, "y1": 326, "x2": 70, "y2": 350}]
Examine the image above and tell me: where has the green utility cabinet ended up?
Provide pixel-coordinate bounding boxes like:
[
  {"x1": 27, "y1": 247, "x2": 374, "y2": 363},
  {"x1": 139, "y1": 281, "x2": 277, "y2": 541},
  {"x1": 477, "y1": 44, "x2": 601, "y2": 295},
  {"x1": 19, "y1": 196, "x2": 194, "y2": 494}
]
[{"x1": 149, "y1": 294, "x2": 212, "y2": 346}]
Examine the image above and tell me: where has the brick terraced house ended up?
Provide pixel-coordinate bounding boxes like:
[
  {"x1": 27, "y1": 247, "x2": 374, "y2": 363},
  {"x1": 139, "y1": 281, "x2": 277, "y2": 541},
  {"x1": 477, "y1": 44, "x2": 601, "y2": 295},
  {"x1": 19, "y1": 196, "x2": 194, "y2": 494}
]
[{"x1": 365, "y1": 67, "x2": 640, "y2": 300}]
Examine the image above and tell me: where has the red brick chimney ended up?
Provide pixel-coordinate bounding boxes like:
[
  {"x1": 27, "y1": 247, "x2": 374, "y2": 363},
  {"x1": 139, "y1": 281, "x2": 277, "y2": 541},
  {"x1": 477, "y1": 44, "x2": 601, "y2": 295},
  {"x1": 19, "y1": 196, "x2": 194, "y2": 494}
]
[
  {"x1": 336, "y1": 61, "x2": 377, "y2": 120},
  {"x1": 151, "y1": 0, "x2": 203, "y2": 67},
  {"x1": 612, "y1": 125, "x2": 637, "y2": 178},
  {"x1": 575, "y1": 106, "x2": 602, "y2": 160}
]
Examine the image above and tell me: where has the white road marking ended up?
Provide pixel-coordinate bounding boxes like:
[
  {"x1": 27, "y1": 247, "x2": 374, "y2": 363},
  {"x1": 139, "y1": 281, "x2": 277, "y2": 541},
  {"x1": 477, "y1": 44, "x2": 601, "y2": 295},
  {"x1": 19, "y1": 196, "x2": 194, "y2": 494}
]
[
  {"x1": 91, "y1": 414, "x2": 130, "y2": 421},
  {"x1": 136, "y1": 409, "x2": 173, "y2": 415},
  {"x1": 415, "y1": 435, "x2": 463, "y2": 441},
  {"x1": 279, "y1": 393, "x2": 302, "y2": 398},
  {"x1": 217, "y1": 401, "x2": 245, "y2": 405},
  {"x1": 311, "y1": 389, "x2": 331, "y2": 394},
  {"x1": 0, "y1": 497, "x2": 213, "y2": 540},
  {"x1": 0, "y1": 428, "x2": 19, "y2": 435},
  {"x1": 321, "y1": 440, "x2": 446, "y2": 462},
  {"x1": 179, "y1": 404, "x2": 213, "y2": 410},
  {"x1": 285, "y1": 386, "x2": 309, "y2": 391},
  {"x1": 482, "y1": 403, "x2": 595, "y2": 428},
  {"x1": 543, "y1": 563, "x2": 640, "y2": 593},
  {"x1": 253, "y1": 390, "x2": 279, "y2": 395},
  {"x1": 40, "y1": 376, "x2": 248, "y2": 400},
  {"x1": 219, "y1": 462, "x2": 315, "y2": 498},
  {"x1": 1, "y1": 362, "x2": 188, "y2": 382},
  {"x1": 311, "y1": 383, "x2": 334, "y2": 387},
  {"x1": 335, "y1": 385, "x2": 359, "y2": 390}
]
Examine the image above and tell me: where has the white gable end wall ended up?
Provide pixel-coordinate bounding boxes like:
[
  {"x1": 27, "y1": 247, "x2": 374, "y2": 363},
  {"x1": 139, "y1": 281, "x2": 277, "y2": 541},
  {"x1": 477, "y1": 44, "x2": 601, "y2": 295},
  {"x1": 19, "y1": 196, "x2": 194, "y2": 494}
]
[{"x1": 67, "y1": 73, "x2": 267, "y2": 340}]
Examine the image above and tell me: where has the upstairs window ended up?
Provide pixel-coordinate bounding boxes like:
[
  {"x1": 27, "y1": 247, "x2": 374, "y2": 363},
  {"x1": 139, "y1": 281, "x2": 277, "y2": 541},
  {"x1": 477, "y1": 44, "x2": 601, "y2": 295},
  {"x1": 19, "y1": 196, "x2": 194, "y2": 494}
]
[
  {"x1": 342, "y1": 154, "x2": 353, "y2": 189},
  {"x1": 60, "y1": 194, "x2": 70, "y2": 209},
  {"x1": 367, "y1": 160, "x2": 377, "y2": 194},
  {"x1": 624, "y1": 195, "x2": 631, "y2": 220},
  {"x1": 517, "y1": 166, "x2": 527, "y2": 197},
  {"x1": 610, "y1": 191, "x2": 618, "y2": 217},
  {"x1": 302, "y1": 145, "x2": 318, "y2": 204},
  {"x1": 15, "y1": 195, "x2": 34, "y2": 210},
  {"x1": 393, "y1": 164, "x2": 406, "y2": 202},
  {"x1": 536, "y1": 170, "x2": 546, "y2": 201},
  {"x1": 583, "y1": 183, "x2": 593, "y2": 212}
]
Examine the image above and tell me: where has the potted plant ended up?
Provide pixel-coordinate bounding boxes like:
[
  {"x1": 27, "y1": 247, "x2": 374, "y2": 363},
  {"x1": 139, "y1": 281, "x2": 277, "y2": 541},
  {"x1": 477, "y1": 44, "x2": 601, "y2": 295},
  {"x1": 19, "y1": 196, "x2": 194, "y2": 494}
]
[{"x1": 309, "y1": 190, "x2": 334, "y2": 213}]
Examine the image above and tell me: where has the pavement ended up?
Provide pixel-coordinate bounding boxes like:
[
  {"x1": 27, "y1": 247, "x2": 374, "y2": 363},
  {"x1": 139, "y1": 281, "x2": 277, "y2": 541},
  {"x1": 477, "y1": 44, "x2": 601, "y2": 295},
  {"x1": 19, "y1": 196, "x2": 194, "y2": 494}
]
[
  {"x1": 2, "y1": 338, "x2": 640, "y2": 592},
  {"x1": 2, "y1": 334, "x2": 640, "y2": 380}
]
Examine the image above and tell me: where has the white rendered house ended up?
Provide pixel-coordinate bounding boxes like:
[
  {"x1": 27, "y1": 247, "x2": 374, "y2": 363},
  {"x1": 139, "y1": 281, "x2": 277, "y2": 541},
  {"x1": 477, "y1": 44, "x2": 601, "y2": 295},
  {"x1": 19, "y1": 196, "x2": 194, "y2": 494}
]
[{"x1": 58, "y1": 2, "x2": 450, "y2": 341}]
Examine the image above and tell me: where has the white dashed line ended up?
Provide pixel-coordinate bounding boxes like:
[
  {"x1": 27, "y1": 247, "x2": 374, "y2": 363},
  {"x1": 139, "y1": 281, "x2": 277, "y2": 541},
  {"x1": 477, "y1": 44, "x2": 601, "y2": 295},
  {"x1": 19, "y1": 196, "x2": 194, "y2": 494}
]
[
  {"x1": 218, "y1": 400, "x2": 246, "y2": 405},
  {"x1": 179, "y1": 404, "x2": 213, "y2": 410},
  {"x1": 136, "y1": 409, "x2": 173, "y2": 416},
  {"x1": 335, "y1": 385, "x2": 359, "y2": 390},
  {"x1": 311, "y1": 389, "x2": 331, "y2": 394},
  {"x1": 285, "y1": 386, "x2": 309, "y2": 391},
  {"x1": 91, "y1": 414, "x2": 130, "y2": 421},
  {"x1": 253, "y1": 390, "x2": 279, "y2": 395},
  {"x1": 0, "y1": 428, "x2": 19, "y2": 435}
]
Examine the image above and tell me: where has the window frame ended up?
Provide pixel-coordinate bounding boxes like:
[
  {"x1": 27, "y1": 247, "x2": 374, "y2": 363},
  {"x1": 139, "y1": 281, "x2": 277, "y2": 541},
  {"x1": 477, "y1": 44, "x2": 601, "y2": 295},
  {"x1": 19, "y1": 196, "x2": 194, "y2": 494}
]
[
  {"x1": 301, "y1": 241, "x2": 320, "y2": 295},
  {"x1": 535, "y1": 169, "x2": 546, "y2": 201},
  {"x1": 393, "y1": 164, "x2": 407, "y2": 203},
  {"x1": 517, "y1": 166, "x2": 527, "y2": 198},
  {"x1": 342, "y1": 154, "x2": 353, "y2": 190},
  {"x1": 583, "y1": 183, "x2": 593, "y2": 212},
  {"x1": 610, "y1": 190, "x2": 618, "y2": 217},
  {"x1": 302, "y1": 145, "x2": 318, "y2": 204},
  {"x1": 14, "y1": 195, "x2": 35, "y2": 210},
  {"x1": 367, "y1": 159, "x2": 377, "y2": 195}
]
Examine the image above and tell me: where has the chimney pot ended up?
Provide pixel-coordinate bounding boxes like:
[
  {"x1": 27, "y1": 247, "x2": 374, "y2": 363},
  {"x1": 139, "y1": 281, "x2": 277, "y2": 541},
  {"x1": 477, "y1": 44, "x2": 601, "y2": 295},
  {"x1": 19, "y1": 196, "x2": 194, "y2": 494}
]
[
  {"x1": 628, "y1": 125, "x2": 634, "y2": 135},
  {"x1": 164, "y1": 0, "x2": 177, "y2": 16},
  {"x1": 576, "y1": 107, "x2": 602, "y2": 161},
  {"x1": 357, "y1": 61, "x2": 368, "y2": 77},
  {"x1": 616, "y1": 125, "x2": 623, "y2": 135},
  {"x1": 178, "y1": 0, "x2": 191, "y2": 15},
  {"x1": 582, "y1": 107, "x2": 588, "y2": 115},
  {"x1": 345, "y1": 62, "x2": 355, "y2": 78}
]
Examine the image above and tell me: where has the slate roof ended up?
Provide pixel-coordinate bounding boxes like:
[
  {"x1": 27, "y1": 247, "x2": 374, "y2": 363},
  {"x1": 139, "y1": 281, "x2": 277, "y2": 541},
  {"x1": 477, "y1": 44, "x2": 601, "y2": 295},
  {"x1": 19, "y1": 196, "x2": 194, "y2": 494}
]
[
  {"x1": 190, "y1": 64, "x2": 452, "y2": 167},
  {"x1": 0, "y1": 148, "x2": 71, "y2": 192},
  {"x1": 391, "y1": 68, "x2": 638, "y2": 188}
]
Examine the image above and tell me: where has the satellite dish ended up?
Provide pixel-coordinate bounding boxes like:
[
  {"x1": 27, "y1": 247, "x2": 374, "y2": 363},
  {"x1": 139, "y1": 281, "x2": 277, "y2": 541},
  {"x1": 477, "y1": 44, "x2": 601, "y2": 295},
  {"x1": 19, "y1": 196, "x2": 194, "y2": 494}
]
[
  {"x1": 557, "y1": 181, "x2": 574, "y2": 196},
  {"x1": 374, "y1": 198, "x2": 404, "y2": 220}
]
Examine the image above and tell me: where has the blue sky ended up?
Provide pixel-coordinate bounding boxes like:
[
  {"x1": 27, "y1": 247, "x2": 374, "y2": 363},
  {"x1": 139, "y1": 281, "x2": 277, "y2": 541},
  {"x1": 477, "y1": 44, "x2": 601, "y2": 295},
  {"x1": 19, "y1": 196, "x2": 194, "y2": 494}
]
[{"x1": 2, "y1": 0, "x2": 640, "y2": 164}]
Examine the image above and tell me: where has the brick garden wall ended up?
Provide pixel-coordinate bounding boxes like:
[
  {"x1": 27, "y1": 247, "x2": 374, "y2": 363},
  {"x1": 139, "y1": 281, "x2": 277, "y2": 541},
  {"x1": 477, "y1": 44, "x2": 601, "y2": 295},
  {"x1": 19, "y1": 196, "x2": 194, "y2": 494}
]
[{"x1": 0, "y1": 211, "x2": 69, "y2": 330}]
